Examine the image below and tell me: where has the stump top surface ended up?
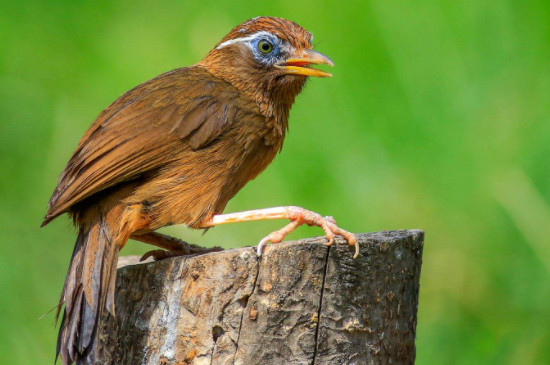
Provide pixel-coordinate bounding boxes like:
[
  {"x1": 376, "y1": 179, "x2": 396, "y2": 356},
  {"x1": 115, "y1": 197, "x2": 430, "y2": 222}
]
[{"x1": 118, "y1": 229, "x2": 424, "y2": 269}]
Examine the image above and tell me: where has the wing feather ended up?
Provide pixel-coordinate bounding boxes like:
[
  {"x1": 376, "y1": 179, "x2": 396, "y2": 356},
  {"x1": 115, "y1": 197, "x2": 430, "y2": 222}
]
[{"x1": 43, "y1": 67, "x2": 239, "y2": 225}]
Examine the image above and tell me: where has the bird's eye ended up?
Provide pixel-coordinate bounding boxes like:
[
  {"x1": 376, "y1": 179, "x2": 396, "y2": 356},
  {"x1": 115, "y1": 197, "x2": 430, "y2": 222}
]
[{"x1": 258, "y1": 40, "x2": 273, "y2": 54}]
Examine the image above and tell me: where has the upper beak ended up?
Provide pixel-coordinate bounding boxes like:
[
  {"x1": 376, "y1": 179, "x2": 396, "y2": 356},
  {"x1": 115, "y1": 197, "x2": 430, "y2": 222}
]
[{"x1": 276, "y1": 49, "x2": 334, "y2": 78}]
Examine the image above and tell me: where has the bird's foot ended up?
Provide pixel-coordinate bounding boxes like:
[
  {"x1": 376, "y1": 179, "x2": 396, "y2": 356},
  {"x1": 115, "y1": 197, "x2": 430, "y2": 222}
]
[
  {"x1": 134, "y1": 232, "x2": 223, "y2": 262},
  {"x1": 256, "y1": 206, "x2": 359, "y2": 258},
  {"x1": 140, "y1": 245, "x2": 223, "y2": 261},
  {"x1": 140, "y1": 249, "x2": 180, "y2": 261}
]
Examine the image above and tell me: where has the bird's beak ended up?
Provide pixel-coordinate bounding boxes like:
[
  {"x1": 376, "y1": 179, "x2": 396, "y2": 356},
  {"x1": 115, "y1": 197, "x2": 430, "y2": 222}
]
[{"x1": 276, "y1": 49, "x2": 334, "y2": 78}]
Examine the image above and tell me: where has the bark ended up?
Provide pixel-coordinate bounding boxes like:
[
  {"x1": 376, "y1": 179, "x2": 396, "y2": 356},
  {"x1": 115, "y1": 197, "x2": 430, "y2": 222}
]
[{"x1": 96, "y1": 230, "x2": 424, "y2": 365}]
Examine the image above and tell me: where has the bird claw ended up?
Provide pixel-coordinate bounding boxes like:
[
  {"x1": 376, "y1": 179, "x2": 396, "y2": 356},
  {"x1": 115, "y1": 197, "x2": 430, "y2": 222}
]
[
  {"x1": 256, "y1": 237, "x2": 270, "y2": 256},
  {"x1": 141, "y1": 246, "x2": 223, "y2": 261},
  {"x1": 140, "y1": 249, "x2": 181, "y2": 261},
  {"x1": 256, "y1": 228, "x2": 288, "y2": 256},
  {"x1": 256, "y1": 207, "x2": 359, "y2": 258},
  {"x1": 319, "y1": 218, "x2": 359, "y2": 258}
]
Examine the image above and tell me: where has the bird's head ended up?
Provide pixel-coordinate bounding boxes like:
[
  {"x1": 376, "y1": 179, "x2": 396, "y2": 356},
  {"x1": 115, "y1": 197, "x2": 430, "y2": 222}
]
[{"x1": 200, "y1": 17, "x2": 333, "y2": 110}]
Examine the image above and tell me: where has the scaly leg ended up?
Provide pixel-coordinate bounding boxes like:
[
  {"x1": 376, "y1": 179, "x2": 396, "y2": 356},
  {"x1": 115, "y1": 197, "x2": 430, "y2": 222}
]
[
  {"x1": 131, "y1": 232, "x2": 223, "y2": 261},
  {"x1": 200, "y1": 206, "x2": 359, "y2": 258}
]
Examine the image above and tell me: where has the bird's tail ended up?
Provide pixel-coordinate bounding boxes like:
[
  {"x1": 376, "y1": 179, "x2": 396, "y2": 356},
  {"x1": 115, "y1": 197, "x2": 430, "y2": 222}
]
[{"x1": 56, "y1": 214, "x2": 121, "y2": 365}]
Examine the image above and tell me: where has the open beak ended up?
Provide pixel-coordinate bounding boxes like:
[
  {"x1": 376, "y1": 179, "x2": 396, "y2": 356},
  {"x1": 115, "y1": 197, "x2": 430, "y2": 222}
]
[{"x1": 276, "y1": 49, "x2": 334, "y2": 78}]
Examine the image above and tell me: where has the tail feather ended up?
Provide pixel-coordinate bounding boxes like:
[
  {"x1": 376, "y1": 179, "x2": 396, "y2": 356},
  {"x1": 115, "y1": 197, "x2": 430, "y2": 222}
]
[
  {"x1": 99, "y1": 223, "x2": 120, "y2": 317},
  {"x1": 56, "y1": 217, "x2": 120, "y2": 365}
]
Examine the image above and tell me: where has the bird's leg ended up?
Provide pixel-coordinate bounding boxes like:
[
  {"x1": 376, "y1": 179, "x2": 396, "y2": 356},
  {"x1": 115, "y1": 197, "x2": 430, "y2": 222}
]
[
  {"x1": 201, "y1": 206, "x2": 359, "y2": 258},
  {"x1": 131, "y1": 232, "x2": 223, "y2": 261}
]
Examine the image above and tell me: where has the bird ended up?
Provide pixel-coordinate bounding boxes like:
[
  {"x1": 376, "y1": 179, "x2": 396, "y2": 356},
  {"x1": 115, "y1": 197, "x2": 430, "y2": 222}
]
[{"x1": 42, "y1": 16, "x2": 358, "y2": 365}]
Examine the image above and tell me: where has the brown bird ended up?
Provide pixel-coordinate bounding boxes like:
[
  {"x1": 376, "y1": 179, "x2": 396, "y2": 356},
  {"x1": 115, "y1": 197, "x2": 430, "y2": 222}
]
[{"x1": 42, "y1": 16, "x2": 358, "y2": 365}]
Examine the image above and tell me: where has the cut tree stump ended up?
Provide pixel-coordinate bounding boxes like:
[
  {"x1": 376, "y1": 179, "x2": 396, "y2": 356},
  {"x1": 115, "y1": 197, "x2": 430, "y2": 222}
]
[{"x1": 96, "y1": 230, "x2": 424, "y2": 365}]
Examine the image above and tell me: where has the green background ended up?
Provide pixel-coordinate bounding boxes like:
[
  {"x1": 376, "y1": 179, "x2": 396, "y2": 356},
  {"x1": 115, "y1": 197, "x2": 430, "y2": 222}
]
[{"x1": 1, "y1": 1, "x2": 549, "y2": 363}]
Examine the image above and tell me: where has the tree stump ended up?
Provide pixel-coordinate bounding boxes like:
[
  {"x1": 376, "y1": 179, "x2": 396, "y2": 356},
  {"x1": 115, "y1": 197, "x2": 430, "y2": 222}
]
[{"x1": 96, "y1": 230, "x2": 424, "y2": 365}]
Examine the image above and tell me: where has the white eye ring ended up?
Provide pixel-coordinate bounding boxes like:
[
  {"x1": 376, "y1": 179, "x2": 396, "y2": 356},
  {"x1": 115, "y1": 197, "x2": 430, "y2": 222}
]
[{"x1": 216, "y1": 31, "x2": 276, "y2": 50}]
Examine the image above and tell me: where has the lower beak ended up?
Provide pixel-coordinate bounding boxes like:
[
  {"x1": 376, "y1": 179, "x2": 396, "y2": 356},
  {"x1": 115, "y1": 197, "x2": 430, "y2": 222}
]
[{"x1": 276, "y1": 49, "x2": 334, "y2": 78}]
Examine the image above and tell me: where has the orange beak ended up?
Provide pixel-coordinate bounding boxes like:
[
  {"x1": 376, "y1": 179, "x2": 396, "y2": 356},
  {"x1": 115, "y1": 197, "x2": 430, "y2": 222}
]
[{"x1": 276, "y1": 49, "x2": 334, "y2": 78}]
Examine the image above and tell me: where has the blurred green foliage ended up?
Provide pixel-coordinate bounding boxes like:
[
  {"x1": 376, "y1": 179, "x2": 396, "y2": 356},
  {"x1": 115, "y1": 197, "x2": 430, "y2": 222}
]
[{"x1": 1, "y1": 0, "x2": 549, "y2": 363}]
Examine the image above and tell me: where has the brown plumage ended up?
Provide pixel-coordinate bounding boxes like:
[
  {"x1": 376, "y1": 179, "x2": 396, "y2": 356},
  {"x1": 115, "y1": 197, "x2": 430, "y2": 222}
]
[{"x1": 43, "y1": 16, "x2": 357, "y2": 365}]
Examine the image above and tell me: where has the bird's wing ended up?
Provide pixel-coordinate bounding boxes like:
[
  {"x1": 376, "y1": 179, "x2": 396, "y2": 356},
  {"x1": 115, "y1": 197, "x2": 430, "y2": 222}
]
[{"x1": 43, "y1": 67, "x2": 241, "y2": 224}]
